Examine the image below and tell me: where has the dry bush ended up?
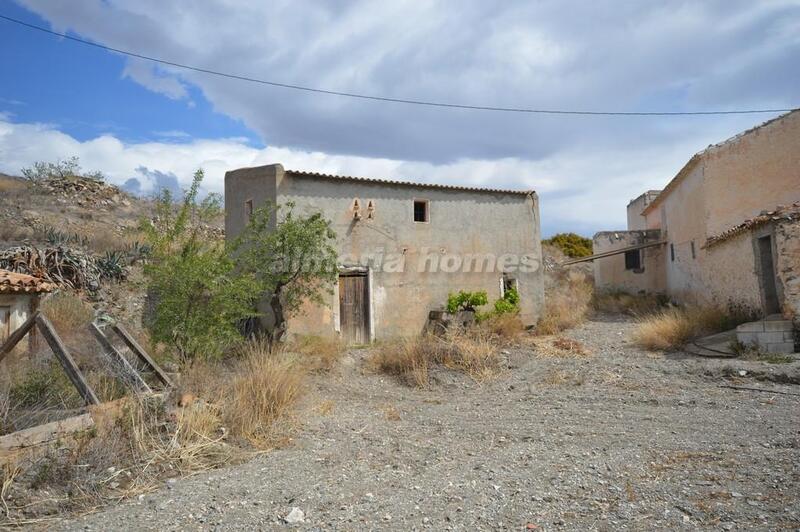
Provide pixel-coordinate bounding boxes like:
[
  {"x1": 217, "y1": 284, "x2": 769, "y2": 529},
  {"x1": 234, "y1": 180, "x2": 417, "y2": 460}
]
[
  {"x1": 224, "y1": 340, "x2": 305, "y2": 447},
  {"x1": 368, "y1": 329, "x2": 500, "y2": 388},
  {"x1": 40, "y1": 292, "x2": 94, "y2": 331},
  {"x1": 0, "y1": 224, "x2": 34, "y2": 243},
  {"x1": 528, "y1": 336, "x2": 591, "y2": 358},
  {"x1": 632, "y1": 306, "x2": 742, "y2": 351},
  {"x1": 86, "y1": 226, "x2": 122, "y2": 254},
  {"x1": 536, "y1": 270, "x2": 593, "y2": 335},
  {"x1": 286, "y1": 334, "x2": 344, "y2": 372},
  {"x1": 593, "y1": 290, "x2": 664, "y2": 316},
  {"x1": 481, "y1": 313, "x2": 525, "y2": 340},
  {"x1": 542, "y1": 368, "x2": 585, "y2": 386}
]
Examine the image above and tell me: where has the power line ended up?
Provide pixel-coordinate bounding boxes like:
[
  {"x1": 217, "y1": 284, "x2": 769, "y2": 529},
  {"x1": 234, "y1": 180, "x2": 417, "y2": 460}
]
[{"x1": 2, "y1": 13, "x2": 796, "y2": 117}]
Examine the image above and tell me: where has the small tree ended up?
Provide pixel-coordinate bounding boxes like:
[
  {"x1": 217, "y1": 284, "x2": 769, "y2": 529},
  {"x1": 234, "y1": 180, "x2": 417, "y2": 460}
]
[
  {"x1": 446, "y1": 290, "x2": 488, "y2": 313},
  {"x1": 232, "y1": 202, "x2": 338, "y2": 344},
  {"x1": 142, "y1": 169, "x2": 255, "y2": 363},
  {"x1": 21, "y1": 156, "x2": 104, "y2": 183}
]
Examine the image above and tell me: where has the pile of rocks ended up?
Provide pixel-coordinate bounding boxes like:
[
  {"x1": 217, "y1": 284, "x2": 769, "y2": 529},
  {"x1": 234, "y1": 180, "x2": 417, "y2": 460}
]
[{"x1": 35, "y1": 176, "x2": 132, "y2": 208}]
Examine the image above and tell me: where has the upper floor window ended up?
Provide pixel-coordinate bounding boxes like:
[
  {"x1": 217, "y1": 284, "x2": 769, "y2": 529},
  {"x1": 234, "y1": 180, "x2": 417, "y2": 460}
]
[
  {"x1": 244, "y1": 199, "x2": 254, "y2": 221},
  {"x1": 413, "y1": 200, "x2": 429, "y2": 223}
]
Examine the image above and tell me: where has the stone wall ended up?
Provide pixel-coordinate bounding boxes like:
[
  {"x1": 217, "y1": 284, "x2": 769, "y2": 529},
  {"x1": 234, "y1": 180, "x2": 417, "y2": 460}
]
[{"x1": 775, "y1": 219, "x2": 800, "y2": 325}]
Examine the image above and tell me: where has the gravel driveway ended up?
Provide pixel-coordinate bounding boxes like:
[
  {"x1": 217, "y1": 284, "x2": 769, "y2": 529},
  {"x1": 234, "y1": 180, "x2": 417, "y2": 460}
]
[{"x1": 59, "y1": 317, "x2": 800, "y2": 531}]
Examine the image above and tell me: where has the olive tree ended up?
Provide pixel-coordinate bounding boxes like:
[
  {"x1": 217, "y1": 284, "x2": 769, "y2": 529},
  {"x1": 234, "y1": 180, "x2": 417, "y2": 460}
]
[{"x1": 231, "y1": 202, "x2": 338, "y2": 344}]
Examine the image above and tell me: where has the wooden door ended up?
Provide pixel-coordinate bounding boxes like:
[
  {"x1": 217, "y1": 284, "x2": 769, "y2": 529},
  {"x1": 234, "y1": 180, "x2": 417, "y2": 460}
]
[
  {"x1": 339, "y1": 274, "x2": 369, "y2": 345},
  {"x1": 0, "y1": 306, "x2": 10, "y2": 343},
  {"x1": 757, "y1": 235, "x2": 780, "y2": 315}
]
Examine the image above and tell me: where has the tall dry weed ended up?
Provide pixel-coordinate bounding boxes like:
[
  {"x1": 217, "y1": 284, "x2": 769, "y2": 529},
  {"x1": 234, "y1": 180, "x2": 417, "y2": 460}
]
[
  {"x1": 632, "y1": 306, "x2": 746, "y2": 351},
  {"x1": 537, "y1": 270, "x2": 593, "y2": 335}
]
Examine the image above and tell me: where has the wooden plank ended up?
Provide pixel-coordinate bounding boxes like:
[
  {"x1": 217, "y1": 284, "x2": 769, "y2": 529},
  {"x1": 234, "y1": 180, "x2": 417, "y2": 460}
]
[
  {"x1": 35, "y1": 314, "x2": 101, "y2": 406},
  {"x1": 89, "y1": 323, "x2": 152, "y2": 394},
  {"x1": 111, "y1": 324, "x2": 173, "y2": 388},
  {"x1": 561, "y1": 240, "x2": 666, "y2": 265},
  {"x1": 0, "y1": 413, "x2": 94, "y2": 452},
  {"x1": 0, "y1": 310, "x2": 38, "y2": 365}
]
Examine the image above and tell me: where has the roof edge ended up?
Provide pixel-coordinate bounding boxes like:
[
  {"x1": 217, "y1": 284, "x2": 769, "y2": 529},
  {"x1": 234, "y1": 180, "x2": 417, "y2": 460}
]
[{"x1": 284, "y1": 169, "x2": 535, "y2": 196}]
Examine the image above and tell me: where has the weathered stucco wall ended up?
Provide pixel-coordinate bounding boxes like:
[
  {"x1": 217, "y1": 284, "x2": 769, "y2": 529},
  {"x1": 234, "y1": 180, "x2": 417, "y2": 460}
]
[
  {"x1": 775, "y1": 219, "x2": 800, "y2": 324},
  {"x1": 592, "y1": 230, "x2": 665, "y2": 294},
  {"x1": 700, "y1": 232, "x2": 762, "y2": 312},
  {"x1": 626, "y1": 191, "x2": 660, "y2": 231},
  {"x1": 225, "y1": 164, "x2": 544, "y2": 340},
  {"x1": 703, "y1": 112, "x2": 800, "y2": 237}
]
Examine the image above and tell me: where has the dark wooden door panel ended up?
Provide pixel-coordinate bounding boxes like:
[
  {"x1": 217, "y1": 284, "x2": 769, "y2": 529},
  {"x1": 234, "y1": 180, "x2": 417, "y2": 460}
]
[{"x1": 339, "y1": 274, "x2": 369, "y2": 344}]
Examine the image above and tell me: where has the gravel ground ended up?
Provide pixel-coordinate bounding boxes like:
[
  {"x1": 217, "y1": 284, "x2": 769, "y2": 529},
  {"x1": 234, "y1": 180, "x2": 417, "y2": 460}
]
[{"x1": 58, "y1": 316, "x2": 800, "y2": 531}]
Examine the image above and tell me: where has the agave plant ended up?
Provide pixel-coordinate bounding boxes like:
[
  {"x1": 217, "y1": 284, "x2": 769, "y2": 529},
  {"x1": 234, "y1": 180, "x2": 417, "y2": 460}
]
[{"x1": 97, "y1": 250, "x2": 128, "y2": 280}]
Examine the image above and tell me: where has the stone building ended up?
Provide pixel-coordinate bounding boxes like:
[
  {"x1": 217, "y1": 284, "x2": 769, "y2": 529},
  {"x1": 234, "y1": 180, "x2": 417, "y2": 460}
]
[
  {"x1": 0, "y1": 269, "x2": 54, "y2": 349},
  {"x1": 225, "y1": 164, "x2": 544, "y2": 343},
  {"x1": 592, "y1": 110, "x2": 800, "y2": 340}
]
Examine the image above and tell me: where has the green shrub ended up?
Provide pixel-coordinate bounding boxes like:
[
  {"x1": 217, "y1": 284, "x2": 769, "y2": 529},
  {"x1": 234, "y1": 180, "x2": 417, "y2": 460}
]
[
  {"x1": 494, "y1": 287, "x2": 520, "y2": 314},
  {"x1": 542, "y1": 233, "x2": 593, "y2": 258},
  {"x1": 446, "y1": 290, "x2": 488, "y2": 313}
]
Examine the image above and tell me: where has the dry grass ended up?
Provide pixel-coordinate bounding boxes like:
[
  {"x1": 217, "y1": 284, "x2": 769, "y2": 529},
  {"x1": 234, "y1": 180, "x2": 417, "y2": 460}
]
[
  {"x1": 368, "y1": 329, "x2": 500, "y2": 388},
  {"x1": 480, "y1": 313, "x2": 525, "y2": 340},
  {"x1": 542, "y1": 368, "x2": 585, "y2": 386},
  {"x1": 40, "y1": 292, "x2": 94, "y2": 331},
  {"x1": 593, "y1": 290, "x2": 664, "y2": 316},
  {"x1": 286, "y1": 335, "x2": 344, "y2": 372},
  {"x1": 223, "y1": 339, "x2": 305, "y2": 448},
  {"x1": 631, "y1": 306, "x2": 744, "y2": 351},
  {"x1": 536, "y1": 270, "x2": 593, "y2": 335},
  {"x1": 528, "y1": 336, "x2": 591, "y2": 358}
]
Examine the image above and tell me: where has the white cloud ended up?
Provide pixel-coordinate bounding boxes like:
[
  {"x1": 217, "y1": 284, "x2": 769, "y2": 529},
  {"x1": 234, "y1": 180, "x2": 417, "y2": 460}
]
[
  {"x1": 122, "y1": 59, "x2": 190, "y2": 101},
  {"x1": 0, "y1": 116, "x2": 736, "y2": 235}
]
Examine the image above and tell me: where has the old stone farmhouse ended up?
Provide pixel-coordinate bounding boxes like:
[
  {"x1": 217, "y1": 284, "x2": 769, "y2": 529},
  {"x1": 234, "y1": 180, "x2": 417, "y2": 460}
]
[
  {"x1": 593, "y1": 110, "x2": 800, "y2": 332},
  {"x1": 225, "y1": 164, "x2": 544, "y2": 343}
]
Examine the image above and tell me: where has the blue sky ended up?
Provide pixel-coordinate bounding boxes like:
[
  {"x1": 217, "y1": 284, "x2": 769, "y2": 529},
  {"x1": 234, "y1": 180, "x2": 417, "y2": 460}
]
[
  {"x1": 0, "y1": 0, "x2": 798, "y2": 236},
  {"x1": 0, "y1": 2, "x2": 257, "y2": 145}
]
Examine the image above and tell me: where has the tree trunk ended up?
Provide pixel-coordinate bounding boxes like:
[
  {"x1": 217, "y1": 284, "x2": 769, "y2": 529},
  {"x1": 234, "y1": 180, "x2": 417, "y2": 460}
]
[{"x1": 269, "y1": 291, "x2": 287, "y2": 345}]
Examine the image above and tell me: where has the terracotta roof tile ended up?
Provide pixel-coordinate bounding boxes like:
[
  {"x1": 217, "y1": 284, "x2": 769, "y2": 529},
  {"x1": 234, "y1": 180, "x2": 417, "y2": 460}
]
[
  {"x1": 704, "y1": 202, "x2": 800, "y2": 249},
  {"x1": 0, "y1": 269, "x2": 56, "y2": 294},
  {"x1": 284, "y1": 169, "x2": 534, "y2": 196}
]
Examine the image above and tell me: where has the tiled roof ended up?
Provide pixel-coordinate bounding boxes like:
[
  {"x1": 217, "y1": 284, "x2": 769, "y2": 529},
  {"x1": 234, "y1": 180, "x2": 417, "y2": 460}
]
[
  {"x1": 704, "y1": 202, "x2": 800, "y2": 249},
  {"x1": 0, "y1": 269, "x2": 56, "y2": 294},
  {"x1": 285, "y1": 169, "x2": 534, "y2": 196}
]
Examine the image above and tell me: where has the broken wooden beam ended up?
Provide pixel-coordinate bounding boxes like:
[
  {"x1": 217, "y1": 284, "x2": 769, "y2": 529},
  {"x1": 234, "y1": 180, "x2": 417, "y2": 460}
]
[
  {"x1": 89, "y1": 323, "x2": 152, "y2": 394},
  {"x1": 0, "y1": 413, "x2": 94, "y2": 453},
  {"x1": 0, "y1": 310, "x2": 38, "y2": 365},
  {"x1": 36, "y1": 313, "x2": 101, "y2": 406},
  {"x1": 111, "y1": 324, "x2": 173, "y2": 388},
  {"x1": 561, "y1": 240, "x2": 667, "y2": 265}
]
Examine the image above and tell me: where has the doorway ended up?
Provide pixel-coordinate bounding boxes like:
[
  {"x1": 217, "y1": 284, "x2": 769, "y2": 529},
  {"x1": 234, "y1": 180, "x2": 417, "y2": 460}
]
[
  {"x1": 0, "y1": 306, "x2": 10, "y2": 342},
  {"x1": 338, "y1": 273, "x2": 370, "y2": 345},
  {"x1": 757, "y1": 235, "x2": 780, "y2": 315}
]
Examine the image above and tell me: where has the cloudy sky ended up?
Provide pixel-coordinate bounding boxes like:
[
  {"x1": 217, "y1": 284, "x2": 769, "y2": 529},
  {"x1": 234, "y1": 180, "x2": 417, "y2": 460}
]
[{"x1": 0, "y1": 1, "x2": 798, "y2": 236}]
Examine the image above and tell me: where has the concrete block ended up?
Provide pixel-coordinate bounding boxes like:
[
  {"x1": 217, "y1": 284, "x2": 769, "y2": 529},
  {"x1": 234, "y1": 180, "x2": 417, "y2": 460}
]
[
  {"x1": 736, "y1": 332, "x2": 759, "y2": 346},
  {"x1": 737, "y1": 321, "x2": 765, "y2": 333},
  {"x1": 758, "y1": 332, "x2": 789, "y2": 344},
  {"x1": 764, "y1": 320, "x2": 793, "y2": 332},
  {"x1": 764, "y1": 342, "x2": 796, "y2": 355},
  {"x1": 785, "y1": 331, "x2": 797, "y2": 342}
]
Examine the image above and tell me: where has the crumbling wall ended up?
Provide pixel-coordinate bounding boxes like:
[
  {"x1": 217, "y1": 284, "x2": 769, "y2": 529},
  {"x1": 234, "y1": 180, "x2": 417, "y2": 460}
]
[
  {"x1": 592, "y1": 230, "x2": 665, "y2": 295},
  {"x1": 775, "y1": 219, "x2": 800, "y2": 325}
]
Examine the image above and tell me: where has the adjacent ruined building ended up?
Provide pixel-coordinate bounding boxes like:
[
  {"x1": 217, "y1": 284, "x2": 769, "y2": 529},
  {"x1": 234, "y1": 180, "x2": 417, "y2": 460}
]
[
  {"x1": 0, "y1": 269, "x2": 53, "y2": 351},
  {"x1": 225, "y1": 164, "x2": 544, "y2": 343},
  {"x1": 593, "y1": 110, "x2": 800, "y2": 331}
]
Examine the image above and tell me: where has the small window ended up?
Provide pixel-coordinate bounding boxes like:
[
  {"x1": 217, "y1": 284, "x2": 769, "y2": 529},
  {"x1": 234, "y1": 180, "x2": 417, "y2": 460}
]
[
  {"x1": 670, "y1": 243, "x2": 675, "y2": 262},
  {"x1": 502, "y1": 276, "x2": 518, "y2": 295},
  {"x1": 624, "y1": 250, "x2": 641, "y2": 270},
  {"x1": 244, "y1": 199, "x2": 254, "y2": 221},
  {"x1": 690, "y1": 241, "x2": 696, "y2": 259},
  {"x1": 413, "y1": 200, "x2": 429, "y2": 223}
]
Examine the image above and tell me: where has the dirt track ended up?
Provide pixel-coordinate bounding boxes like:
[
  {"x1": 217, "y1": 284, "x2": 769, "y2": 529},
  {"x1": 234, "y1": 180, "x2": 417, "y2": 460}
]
[{"x1": 59, "y1": 316, "x2": 800, "y2": 531}]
